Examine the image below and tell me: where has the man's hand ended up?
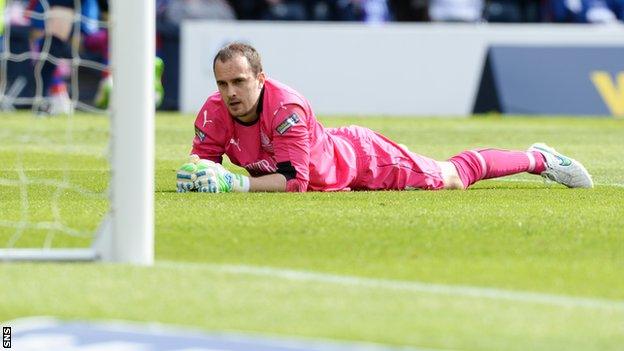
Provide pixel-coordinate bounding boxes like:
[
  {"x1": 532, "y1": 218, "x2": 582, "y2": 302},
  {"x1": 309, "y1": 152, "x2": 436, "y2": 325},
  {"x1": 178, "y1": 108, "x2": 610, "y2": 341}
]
[
  {"x1": 194, "y1": 161, "x2": 227, "y2": 193},
  {"x1": 194, "y1": 160, "x2": 250, "y2": 193},
  {"x1": 176, "y1": 155, "x2": 250, "y2": 193},
  {"x1": 176, "y1": 162, "x2": 198, "y2": 193}
]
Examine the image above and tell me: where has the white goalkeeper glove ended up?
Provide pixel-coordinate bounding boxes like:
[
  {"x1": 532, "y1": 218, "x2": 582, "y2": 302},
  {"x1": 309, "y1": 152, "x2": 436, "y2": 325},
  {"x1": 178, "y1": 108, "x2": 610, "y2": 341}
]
[
  {"x1": 194, "y1": 159, "x2": 250, "y2": 193},
  {"x1": 176, "y1": 162, "x2": 198, "y2": 193}
]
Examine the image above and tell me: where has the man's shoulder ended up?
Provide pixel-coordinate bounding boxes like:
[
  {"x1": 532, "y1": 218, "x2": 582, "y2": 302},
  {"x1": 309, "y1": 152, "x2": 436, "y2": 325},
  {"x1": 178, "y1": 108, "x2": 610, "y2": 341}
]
[
  {"x1": 194, "y1": 91, "x2": 229, "y2": 127},
  {"x1": 265, "y1": 78, "x2": 309, "y2": 109},
  {"x1": 266, "y1": 78, "x2": 300, "y2": 96},
  {"x1": 203, "y1": 91, "x2": 225, "y2": 109},
  {"x1": 196, "y1": 92, "x2": 225, "y2": 117}
]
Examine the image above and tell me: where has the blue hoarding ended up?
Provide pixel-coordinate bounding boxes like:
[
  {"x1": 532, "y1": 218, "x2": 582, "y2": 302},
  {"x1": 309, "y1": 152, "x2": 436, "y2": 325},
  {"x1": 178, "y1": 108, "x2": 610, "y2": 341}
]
[{"x1": 473, "y1": 46, "x2": 624, "y2": 117}]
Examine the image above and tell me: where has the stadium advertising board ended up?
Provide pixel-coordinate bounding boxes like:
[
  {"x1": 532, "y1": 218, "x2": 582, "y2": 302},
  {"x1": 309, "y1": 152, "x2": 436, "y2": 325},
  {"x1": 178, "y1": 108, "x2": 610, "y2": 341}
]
[
  {"x1": 181, "y1": 22, "x2": 624, "y2": 116},
  {"x1": 474, "y1": 46, "x2": 624, "y2": 117}
]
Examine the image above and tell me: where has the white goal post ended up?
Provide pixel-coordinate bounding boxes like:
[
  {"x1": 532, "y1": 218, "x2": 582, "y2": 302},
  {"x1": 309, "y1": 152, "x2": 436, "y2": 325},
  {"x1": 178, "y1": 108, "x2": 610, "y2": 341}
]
[
  {"x1": 0, "y1": 0, "x2": 154, "y2": 264},
  {"x1": 105, "y1": 0, "x2": 154, "y2": 264}
]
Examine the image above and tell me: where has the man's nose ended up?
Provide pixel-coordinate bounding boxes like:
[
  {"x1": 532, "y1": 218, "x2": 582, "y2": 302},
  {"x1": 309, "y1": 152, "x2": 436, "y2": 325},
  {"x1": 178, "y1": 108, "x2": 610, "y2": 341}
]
[{"x1": 226, "y1": 85, "x2": 236, "y2": 98}]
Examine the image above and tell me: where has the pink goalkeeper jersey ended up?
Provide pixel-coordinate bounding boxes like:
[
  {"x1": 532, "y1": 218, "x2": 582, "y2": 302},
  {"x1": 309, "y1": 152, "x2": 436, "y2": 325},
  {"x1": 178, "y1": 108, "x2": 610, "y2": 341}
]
[
  {"x1": 191, "y1": 78, "x2": 359, "y2": 192},
  {"x1": 191, "y1": 78, "x2": 445, "y2": 192}
]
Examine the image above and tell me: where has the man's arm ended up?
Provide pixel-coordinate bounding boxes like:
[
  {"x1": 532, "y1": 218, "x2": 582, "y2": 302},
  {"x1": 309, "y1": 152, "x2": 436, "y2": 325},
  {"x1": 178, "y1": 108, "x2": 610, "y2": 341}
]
[
  {"x1": 177, "y1": 105, "x2": 227, "y2": 192},
  {"x1": 186, "y1": 105, "x2": 309, "y2": 193},
  {"x1": 191, "y1": 107, "x2": 227, "y2": 163},
  {"x1": 190, "y1": 160, "x2": 286, "y2": 193},
  {"x1": 249, "y1": 173, "x2": 287, "y2": 192},
  {"x1": 271, "y1": 106, "x2": 311, "y2": 192}
]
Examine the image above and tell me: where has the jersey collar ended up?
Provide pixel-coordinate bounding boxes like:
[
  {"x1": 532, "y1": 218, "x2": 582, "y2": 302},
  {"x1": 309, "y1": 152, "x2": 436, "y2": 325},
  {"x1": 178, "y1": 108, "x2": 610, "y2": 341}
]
[{"x1": 233, "y1": 87, "x2": 264, "y2": 127}]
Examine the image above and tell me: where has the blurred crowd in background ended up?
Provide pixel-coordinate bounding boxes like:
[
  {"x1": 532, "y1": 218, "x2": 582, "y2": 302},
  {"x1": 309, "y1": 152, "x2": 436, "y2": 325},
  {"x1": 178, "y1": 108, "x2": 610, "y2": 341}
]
[
  {"x1": 178, "y1": 0, "x2": 624, "y2": 24},
  {"x1": 1, "y1": 0, "x2": 623, "y2": 114}
]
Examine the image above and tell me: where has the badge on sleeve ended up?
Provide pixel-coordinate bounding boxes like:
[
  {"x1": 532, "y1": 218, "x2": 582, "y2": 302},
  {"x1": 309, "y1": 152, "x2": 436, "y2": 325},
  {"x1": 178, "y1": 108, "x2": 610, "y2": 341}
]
[
  {"x1": 276, "y1": 113, "x2": 300, "y2": 135},
  {"x1": 195, "y1": 126, "x2": 206, "y2": 141}
]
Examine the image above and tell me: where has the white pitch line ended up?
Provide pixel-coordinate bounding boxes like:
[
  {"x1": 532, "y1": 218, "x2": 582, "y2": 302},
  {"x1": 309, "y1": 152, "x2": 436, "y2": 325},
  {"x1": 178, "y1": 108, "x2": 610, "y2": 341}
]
[
  {"x1": 158, "y1": 261, "x2": 624, "y2": 311},
  {"x1": 491, "y1": 177, "x2": 624, "y2": 188}
]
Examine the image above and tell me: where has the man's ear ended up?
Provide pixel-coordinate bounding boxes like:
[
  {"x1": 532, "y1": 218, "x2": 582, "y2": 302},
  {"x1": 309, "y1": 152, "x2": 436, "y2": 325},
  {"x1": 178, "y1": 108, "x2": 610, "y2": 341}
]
[{"x1": 258, "y1": 72, "x2": 266, "y2": 88}]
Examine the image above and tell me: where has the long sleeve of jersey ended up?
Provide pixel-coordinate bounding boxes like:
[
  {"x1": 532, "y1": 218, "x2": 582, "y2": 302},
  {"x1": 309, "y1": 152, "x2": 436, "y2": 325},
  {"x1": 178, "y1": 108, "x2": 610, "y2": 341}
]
[
  {"x1": 271, "y1": 105, "x2": 311, "y2": 192},
  {"x1": 191, "y1": 110, "x2": 226, "y2": 164}
]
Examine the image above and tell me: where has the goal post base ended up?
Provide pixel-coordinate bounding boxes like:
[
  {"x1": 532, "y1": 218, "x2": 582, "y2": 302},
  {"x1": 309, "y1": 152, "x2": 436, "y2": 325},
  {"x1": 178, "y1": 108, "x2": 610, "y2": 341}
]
[
  {"x1": 0, "y1": 213, "x2": 118, "y2": 263},
  {"x1": 0, "y1": 248, "x2": 99, "y2": 262}
]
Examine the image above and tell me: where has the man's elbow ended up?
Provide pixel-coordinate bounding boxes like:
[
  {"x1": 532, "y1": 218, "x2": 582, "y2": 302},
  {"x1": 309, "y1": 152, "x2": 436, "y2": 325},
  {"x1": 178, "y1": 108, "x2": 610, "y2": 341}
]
[{"x1": 286, "y1": 179, "x2": 309, "y2": 192}]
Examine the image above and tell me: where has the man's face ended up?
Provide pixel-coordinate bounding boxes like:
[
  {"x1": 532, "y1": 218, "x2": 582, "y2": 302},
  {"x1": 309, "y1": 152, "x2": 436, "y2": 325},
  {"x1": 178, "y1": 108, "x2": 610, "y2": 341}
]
[{"x1": 214, "y1": 55, "x2": 265, "y2": 120}]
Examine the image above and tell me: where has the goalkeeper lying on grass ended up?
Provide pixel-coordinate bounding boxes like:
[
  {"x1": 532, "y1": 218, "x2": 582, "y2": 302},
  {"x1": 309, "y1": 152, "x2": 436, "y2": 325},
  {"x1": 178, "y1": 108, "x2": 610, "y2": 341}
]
[{"x1": 177, "y1": 43, "x2": 593, "y2": 193}]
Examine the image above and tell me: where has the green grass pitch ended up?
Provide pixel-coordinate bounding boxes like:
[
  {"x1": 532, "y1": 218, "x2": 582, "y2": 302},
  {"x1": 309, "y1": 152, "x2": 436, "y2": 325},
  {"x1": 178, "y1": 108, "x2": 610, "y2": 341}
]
[{"x1": 1, "y1": 112, "x2": 623, "y2": 350}]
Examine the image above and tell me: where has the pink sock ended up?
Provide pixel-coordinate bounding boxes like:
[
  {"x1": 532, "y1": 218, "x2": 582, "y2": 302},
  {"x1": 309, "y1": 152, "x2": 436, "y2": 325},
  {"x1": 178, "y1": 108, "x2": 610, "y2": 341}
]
[{"x1": 449, "y1": 148, "x2": 546, "y2": 188}]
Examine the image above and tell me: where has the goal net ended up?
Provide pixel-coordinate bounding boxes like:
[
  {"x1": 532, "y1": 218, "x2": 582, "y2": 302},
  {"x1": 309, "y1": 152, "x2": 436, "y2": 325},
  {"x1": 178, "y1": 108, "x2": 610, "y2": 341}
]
[{"x1": 0, "y1": 0, "x2": 154, "y2": 264}]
